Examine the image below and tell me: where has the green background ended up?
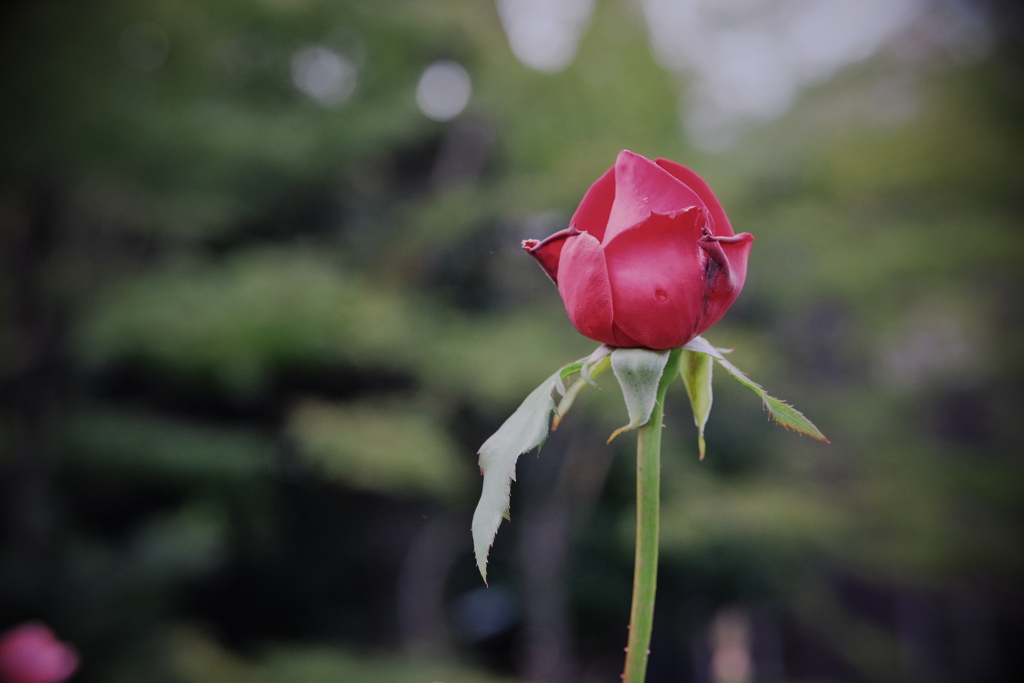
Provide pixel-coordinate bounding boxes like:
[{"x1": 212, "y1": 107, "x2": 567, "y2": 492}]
[{"x1": 1, "y1": 1, "x2": 1021, "y2": 681}]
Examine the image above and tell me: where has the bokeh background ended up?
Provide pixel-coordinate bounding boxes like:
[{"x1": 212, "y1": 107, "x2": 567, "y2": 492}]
[{"x1": 1, "y1": 0, "x2": 1022, "y2": 681}]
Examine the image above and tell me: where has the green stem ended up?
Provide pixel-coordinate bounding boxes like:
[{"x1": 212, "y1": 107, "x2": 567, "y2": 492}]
[{"x1": 622, "y1": 348, "x2": 682, "y2": 683}]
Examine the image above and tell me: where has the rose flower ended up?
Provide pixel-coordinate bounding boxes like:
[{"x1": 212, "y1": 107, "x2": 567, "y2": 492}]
[
  {"x1": 0, "y1": 623, "x2": 78, "y2": 683},
  {"x1": 524, "y1": 150, "x2": 753, "y2": 350}
]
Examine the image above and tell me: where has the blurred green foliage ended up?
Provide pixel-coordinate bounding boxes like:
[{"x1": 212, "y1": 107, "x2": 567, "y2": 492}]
[
  {"x1": 287, "y1": 398, "x2": 469, "y2": 501},
  {"x1": 1, "y1": 0, "x2": 1022, "y2": 682}
]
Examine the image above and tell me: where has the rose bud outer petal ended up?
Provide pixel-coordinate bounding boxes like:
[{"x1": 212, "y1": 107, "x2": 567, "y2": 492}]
[
  {"x1": 655, "y1": 157, "x2": 735, "y2": 237},
  {"x1": 523, "y1": 227, "x2": 579, "y2": 284},
  {"x1": 603, "y1": 150, "x2": 705, "y2": 245},
  {"x1": 555, "y1": 231, "x2": 618, "y2": 347},
  {"x1": 693, "y1": 232, "x2": 754, "y2": 336},
  {"x1": 603, "y1": 208, "x2": 710, "y2": 349},
  {"x1": 568, "y1": 165, "x2": 616, "y2": 243},
  {"x1": 609, "y1": 321, "x2": 642, "y2": 348}
]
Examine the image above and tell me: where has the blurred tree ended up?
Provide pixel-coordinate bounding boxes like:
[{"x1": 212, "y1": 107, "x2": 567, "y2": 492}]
[{"x1": 0, "y1": 1, "x2": 1021, "y2": 682}]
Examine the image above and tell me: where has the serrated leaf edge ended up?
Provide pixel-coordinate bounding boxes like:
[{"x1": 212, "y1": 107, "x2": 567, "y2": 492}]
[
  {"x1": 683, "y1": 336, "x2": 829, "y2": 443},
  {"x1": 472, "y1": 348, "x2": 609, "y2": 582}
]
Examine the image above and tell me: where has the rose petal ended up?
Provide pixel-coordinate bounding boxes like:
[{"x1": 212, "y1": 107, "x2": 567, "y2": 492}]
[
  {"x1": 523, "y1": 227, "x2": 578, "y2": 284},
  {"x1": 695, "y1": 231, "x2": 754, "y2": 334},
  {"x1": 603, "y1": 208, "x2": 710, "y2": 349},
  {"x1": 611, "y1": 322, "x2": 641, "y2": 347},
  {"x1": 603, "y1": 150, "x2": 705, "y2": 244},
  {"x1": 655, "y1": 158, "x2": 734, "y2": 237},
  {"x1": 556, "y1": 231, "x2": 617, "y2": 347},
  {"x1": 568, "y1": 165, "x2": 616, "y2": 242}
]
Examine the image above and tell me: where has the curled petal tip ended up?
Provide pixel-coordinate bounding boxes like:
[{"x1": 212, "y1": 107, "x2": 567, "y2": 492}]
[{"x1": 700, "y1": 231, "x2": 754, "y2": 246}]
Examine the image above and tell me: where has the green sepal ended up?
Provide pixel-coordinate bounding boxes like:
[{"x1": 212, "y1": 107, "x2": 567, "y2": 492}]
[
  {"x1": 607, "y1": 348, "x2": 672, "y2": 443},
  {"x1": 580, "y1": 344, "x2": 613, "y2": 385},
  {"x1": 553, "y1": 352, "x2": 610, "y2": 430},
  {"x1": 683, "y1": 336, "x2": 829, "y2": 443},
  {"x1": 679, "y1": 348, "x2": 714, "y2": 460}
]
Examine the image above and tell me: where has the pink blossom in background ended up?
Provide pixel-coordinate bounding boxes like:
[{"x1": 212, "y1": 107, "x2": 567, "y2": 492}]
[{"x1": 0, "y1": 623, "x2": 78, "y2": 683}]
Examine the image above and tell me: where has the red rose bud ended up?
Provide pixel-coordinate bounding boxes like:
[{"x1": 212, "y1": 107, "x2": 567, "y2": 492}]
[
  {"x1": 0, "y1": 623, "x2": 79, "y2": 683},
  {"x1": 524, "y1": 150, "x2": 753, "y2": 350}
]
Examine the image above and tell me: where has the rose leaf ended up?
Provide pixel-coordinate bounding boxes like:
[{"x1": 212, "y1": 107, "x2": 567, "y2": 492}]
[
  {"x1": 683, "y1": 336, "x2": 829, "y2": 443},
  {"x1": 472, "y1": 352, "x2": 603, "y2": 582}
]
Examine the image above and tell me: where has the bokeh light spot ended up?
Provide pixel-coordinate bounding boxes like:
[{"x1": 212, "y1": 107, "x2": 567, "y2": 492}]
[
  {"x1": 415, "y1": 60, "x2": 472, "y2": 121},
  {"x1": 638, "y1": 0, "x2": 992, "y2": 150},
  {"x1": 290, "y1": 44, "x2": 357, "y2": 107},
  {"x1": 496, "y1": 0, "x2": 595, "y2": 72}
]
